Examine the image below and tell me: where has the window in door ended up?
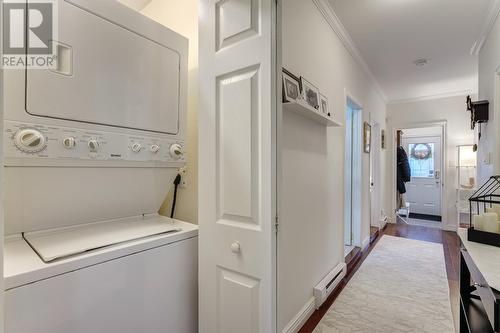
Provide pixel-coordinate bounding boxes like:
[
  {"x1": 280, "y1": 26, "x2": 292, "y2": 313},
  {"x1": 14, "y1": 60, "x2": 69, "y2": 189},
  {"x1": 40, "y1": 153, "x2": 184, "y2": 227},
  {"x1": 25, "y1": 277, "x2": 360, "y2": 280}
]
[{"x1": 408, "y1": 143, "x2": 435, "y2": 178}]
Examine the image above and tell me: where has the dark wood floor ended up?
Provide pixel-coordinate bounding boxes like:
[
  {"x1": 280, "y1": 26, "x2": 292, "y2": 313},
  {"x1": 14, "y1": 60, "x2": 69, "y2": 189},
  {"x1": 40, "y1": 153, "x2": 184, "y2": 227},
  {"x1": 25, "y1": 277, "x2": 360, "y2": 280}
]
[{"x1": 299, "y1": 220, "x2": 460, "y2": 333}]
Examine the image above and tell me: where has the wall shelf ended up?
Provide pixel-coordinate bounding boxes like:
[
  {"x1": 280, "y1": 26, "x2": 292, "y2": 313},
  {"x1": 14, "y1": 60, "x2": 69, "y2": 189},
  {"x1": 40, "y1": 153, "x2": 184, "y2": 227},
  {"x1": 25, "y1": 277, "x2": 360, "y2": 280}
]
[{"x1": 283, "y1": 99, "x2": 342, "y2": 127}]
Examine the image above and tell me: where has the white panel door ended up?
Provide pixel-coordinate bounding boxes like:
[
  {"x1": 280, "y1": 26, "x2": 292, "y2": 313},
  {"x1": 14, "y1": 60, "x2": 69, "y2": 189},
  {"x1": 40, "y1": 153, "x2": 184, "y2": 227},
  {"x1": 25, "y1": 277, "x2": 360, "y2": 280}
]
[
  {"x1": 0, "y1": 1, "x2": 4, "y2": 329},
  {"x1": 370, "y1": 123, "x2": 381, "y2": 227},
  {"x1": 199, "y1": 0, "x2": 277, "y2": 333},
  {"x1": 402, "y1": 136, "x2": 442, "y2": 216}
]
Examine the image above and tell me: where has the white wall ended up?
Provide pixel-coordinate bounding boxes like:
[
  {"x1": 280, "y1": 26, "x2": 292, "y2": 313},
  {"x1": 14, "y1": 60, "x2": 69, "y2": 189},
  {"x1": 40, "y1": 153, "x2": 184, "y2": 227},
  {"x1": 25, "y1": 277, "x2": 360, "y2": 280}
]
[
  {"x1": 477, "y1": 14, "x2": 500, "y2": 184},
  {"x1": 278, "y1": 0, "x2": 387, "y2": 330},
  {"x1": 387, "y1": 95, "x2": 474, "y2": 230},
  {"x1": 141, "y1": 0, "x2": 199, "y2": 224}
]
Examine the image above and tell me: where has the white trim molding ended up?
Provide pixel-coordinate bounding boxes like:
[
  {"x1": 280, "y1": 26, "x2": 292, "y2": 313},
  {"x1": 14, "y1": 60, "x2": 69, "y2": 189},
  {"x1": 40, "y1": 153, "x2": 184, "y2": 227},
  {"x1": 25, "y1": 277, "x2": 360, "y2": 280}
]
[
  {"x1": 471, "y1": 0, "x2": 500, "y2": 55},
  {"x1": 389, "y1": 121, "x2": 450, "y2": 231},
  {"x1": 388, "y1": 90, "x2": 476, "y2": 105},
  {"x1": 362, "y1": 235, "x2": 371, "y2": 250},
  {"x1": 281, "y1": 297, "x2": 316, "y2": 333},
  {"x1": 312, "y1": 0, "x2": 387, "y2": 103}
]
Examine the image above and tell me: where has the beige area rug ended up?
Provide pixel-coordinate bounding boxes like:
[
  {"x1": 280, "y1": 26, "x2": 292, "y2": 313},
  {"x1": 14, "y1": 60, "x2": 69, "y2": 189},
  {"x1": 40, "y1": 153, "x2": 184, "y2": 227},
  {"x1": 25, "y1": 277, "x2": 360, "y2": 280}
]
[{"x1": 313, "y1": 235, "x2": 454, "y2": 333}]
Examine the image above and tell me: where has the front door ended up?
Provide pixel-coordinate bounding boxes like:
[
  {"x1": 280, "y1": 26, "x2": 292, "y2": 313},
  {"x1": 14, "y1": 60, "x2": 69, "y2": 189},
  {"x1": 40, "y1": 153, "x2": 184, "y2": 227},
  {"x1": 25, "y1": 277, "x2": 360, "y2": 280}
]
[{"x1": 402, "y1": 136, "x2": 442, "y2": 217}]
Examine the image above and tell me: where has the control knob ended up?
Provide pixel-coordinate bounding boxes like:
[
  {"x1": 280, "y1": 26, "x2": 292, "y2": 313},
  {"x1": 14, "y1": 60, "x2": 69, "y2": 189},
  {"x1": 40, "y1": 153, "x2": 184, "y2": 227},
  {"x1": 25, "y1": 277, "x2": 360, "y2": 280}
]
[
  {"x1": 13, "y1": 128, "x2": 47, "y2": 153},
  {"x1": 88, "y1": 139, "x2": 100, "y2": 152},
  {"x1": 131, "y1": 142, "x2": 143, "y2": 153},
  {"x1": 150, "y1": 144, "x2": 160, "y2": 154},
  {"x1": 62, "y1": 137, "x2": 76, "y2": 149},
  {"x1": 169, "y1": 143, "x2": 183, "y2": 159}
]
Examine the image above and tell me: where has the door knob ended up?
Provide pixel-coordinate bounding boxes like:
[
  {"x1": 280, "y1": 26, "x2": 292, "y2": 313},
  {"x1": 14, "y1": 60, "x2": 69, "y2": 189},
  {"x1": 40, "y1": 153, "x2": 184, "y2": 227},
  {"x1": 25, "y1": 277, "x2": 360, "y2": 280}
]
[{"x1": 230, "y1": 242, "x2": 241, "y2": 254}]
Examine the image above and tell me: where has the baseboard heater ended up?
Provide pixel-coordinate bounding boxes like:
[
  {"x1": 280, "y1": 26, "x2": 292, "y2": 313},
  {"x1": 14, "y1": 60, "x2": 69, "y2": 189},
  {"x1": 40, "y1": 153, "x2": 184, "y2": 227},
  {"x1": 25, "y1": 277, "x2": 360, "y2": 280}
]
[{"x1": 313, "y1": 262, "x2": 347, "y2": 309}]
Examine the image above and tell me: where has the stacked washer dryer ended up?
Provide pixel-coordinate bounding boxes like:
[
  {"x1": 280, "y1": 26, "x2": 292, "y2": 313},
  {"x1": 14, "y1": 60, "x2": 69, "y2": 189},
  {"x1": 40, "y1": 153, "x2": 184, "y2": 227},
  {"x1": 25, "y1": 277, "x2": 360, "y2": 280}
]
[{"x1": 3, "y1": 1, "x2": 198, "y2": 332}]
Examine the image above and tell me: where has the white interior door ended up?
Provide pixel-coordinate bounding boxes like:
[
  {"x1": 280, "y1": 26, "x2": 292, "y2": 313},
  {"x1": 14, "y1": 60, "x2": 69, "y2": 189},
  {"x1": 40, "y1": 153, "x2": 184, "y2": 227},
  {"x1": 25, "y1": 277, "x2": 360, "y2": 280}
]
[
  {"x1": 0, "y1": 1, "x2": 4, "y2": 328},
  {"x1": 198, "y1": 1, "x2": 277, "y2": 332},
  {"x1": 370, "y1": 123, "x2": 380, "y2": 227},
  {"x1": 402, "y1": 136, "x2": 442, "y2": 217}
]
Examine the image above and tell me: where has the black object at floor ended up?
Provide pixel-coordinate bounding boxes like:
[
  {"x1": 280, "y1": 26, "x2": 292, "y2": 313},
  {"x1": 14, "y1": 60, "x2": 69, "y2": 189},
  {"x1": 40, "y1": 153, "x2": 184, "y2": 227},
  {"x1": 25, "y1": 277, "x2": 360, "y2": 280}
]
[{"x1": 409, "y1": 213, "x2": 442, "y2": 222}]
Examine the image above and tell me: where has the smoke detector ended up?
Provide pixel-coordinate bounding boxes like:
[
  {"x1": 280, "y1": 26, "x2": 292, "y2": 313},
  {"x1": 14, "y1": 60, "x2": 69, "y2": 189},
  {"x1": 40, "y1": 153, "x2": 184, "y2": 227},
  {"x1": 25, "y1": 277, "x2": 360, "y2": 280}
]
[{"x1": 413, "y1": 58, "x2": 430, "y2": 67}]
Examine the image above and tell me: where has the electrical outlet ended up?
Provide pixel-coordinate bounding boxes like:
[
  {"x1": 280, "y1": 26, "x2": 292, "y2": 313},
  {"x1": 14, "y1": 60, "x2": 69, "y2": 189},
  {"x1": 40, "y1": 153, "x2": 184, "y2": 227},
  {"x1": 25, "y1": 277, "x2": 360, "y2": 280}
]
[
  {"x1": 483, "y1": 152, "x2": 491, "y2": 165},
  {"x1": 179, "y1": 167, "x2": 188, "y2": 188}
]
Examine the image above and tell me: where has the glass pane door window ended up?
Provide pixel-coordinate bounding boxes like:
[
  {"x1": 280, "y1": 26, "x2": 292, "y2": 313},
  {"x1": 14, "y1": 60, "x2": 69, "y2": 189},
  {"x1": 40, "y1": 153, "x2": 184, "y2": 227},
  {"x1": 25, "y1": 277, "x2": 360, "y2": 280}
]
[{"x1": 408, "y1": 143, "x2": 435, "y2": 178}]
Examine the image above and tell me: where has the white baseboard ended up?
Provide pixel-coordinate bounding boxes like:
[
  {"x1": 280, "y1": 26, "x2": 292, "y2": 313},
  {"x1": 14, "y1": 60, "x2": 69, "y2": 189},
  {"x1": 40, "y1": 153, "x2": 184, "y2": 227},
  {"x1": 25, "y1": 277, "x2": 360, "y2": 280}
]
[
  {"x1": 362, "y1": 236, "x2": 370, "y2": 250},
  {"x1": 282, "y1": 297, "x2": 316, "y2": 333}
]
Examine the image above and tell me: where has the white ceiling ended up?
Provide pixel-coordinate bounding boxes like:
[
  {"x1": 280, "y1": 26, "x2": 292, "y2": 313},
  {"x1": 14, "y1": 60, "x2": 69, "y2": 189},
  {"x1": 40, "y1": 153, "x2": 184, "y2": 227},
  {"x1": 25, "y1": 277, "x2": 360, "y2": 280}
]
[
  {"x1": 117, "y1": 0, "x2": 152, "y2": 11},
  {"x1": 328, "y1": 0, "x2": 494, "y2": 102}
]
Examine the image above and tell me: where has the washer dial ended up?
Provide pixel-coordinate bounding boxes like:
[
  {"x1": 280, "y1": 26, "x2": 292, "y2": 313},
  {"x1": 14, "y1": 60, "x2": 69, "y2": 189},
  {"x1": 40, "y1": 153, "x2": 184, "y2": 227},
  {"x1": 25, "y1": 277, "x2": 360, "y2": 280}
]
[
  {"x1": 88, "y1": 139, "x2": 100, "y2": 152},
  {"x1": 62, "y1": 137, "x2": 76, "y2": 149},
  {"x1": 131, "y1": 142, "x2": 143, "y2": 153},
  {"x1": 150, "y1": 144, "x2": 160, "y2": 154},
  {"x1": 169, "y1": 143, "x2": 183, "y2": 159},
  {"x1": 13, "y1": 128, "x2": 47, "y2": 153}
]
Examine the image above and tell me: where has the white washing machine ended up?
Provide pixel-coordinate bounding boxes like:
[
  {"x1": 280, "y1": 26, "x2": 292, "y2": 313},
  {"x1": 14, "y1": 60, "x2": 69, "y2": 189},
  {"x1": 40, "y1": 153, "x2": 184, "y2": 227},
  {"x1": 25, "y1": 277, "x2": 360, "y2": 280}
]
[{"x1": 3, "y1": 1, "x2": 197, "y2": 332}]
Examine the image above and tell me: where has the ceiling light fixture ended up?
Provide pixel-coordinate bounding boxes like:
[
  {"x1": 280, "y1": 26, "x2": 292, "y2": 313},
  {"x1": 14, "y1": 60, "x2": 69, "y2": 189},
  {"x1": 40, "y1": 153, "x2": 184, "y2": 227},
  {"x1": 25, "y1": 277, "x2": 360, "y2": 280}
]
[{"x1": 413, "y1": 58, "x2": 430, "y2": 67}]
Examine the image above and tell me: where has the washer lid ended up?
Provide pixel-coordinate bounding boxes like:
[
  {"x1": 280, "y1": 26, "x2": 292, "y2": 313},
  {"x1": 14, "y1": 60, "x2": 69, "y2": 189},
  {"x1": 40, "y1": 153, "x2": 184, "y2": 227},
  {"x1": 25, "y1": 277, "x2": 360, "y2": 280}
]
[
  {"x1": 23, "y1": 218, "x2": 182, "y2": 263},
  {"x1": 26, "y1": 0, "x2": 184, "y2": 135}
]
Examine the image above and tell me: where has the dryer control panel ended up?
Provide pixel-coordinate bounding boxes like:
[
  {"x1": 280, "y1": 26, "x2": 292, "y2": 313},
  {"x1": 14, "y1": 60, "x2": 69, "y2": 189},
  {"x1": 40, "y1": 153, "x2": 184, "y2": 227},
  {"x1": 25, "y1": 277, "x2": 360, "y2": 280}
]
[{"x1": 4, "y1": 121, "x2": 185, "y2": 163}]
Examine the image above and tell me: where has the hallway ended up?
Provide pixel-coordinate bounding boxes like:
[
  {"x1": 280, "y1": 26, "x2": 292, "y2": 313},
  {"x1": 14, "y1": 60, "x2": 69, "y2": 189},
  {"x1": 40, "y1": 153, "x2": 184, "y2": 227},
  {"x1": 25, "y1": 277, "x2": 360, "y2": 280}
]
[
  {"x1": 2, "y1": 0, "x2": 500, "y2": 332},
  {"x1": 300, "y1": 221, "x2": 460, "y2": 332}
]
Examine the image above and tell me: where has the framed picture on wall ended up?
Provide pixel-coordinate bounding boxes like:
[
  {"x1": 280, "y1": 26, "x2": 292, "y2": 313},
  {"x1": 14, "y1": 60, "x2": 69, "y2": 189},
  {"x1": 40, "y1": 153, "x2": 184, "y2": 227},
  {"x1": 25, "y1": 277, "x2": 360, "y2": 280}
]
[
  {"x1": 282, "y1": 70, "x2": 301, "y2": 103},
  {"x1": 381, "y1": 129, "x2": 386, "y2": 149},
  {"x1": 319, "y1": 93, "x2": 330, "y2": 116},
  {"x1": 300, "y1": 77, "x2": 320, "y2": 109},
  {"x1": 364, "y1": 122, "x2": 371, "y2": 153}
]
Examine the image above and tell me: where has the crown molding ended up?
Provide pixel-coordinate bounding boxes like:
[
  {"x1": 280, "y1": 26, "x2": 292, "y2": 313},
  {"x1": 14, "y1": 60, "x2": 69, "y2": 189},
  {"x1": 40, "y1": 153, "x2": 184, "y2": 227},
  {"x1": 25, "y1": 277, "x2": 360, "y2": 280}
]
[
  {"x1": 387, "y1": 89, "x2": 476, "y2": 105},
  {"x1": 471, "y1": 0, "x2": 500, "y2": 55},
  {"x1": 312, "y1": 0, "x2": 388, "y2": 103}
]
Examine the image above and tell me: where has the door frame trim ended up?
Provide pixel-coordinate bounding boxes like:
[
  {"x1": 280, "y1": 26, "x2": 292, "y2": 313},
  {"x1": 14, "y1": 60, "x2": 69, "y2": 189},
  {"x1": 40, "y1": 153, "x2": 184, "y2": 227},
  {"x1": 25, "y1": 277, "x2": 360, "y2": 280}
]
[
  {"x1": 494, "y1": 68, "x2": 500, "y2": 174},
  {"x1": 390, "y1": 121, "x2": 449, "y2": 229},
  {"x1": 344, "y1": 91, "x2": 364, "y2": 248}
]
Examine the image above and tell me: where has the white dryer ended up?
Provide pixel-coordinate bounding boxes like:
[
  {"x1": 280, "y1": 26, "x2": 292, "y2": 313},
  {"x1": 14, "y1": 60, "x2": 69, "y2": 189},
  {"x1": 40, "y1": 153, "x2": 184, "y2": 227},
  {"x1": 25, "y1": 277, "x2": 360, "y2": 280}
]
[{"x1": 3, "y1": 1, "x2": 197, "y2": 332}]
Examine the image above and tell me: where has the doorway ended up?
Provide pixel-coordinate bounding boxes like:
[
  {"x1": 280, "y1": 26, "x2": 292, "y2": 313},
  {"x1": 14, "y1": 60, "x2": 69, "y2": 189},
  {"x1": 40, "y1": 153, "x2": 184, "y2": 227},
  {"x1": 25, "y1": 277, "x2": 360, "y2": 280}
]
[
  {"x1": 397, "y1": 126, "x2": 444, "y2": 228},
  {"x1": 344, "y1": 97, "x2": 362, "y2": 253}
]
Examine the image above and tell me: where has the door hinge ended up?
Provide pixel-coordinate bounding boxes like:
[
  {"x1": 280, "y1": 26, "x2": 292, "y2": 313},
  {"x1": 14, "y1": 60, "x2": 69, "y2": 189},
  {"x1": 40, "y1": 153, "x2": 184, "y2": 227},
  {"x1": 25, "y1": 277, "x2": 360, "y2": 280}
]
[{"x1": 275, "y1": 214, "x2": 279, "y2": 233}]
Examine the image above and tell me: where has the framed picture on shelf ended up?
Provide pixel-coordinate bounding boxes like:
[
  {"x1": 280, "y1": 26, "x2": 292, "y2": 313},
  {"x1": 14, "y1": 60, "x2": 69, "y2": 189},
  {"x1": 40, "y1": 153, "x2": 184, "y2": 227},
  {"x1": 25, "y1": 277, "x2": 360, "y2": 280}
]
[
  {"x1": 319, "y1": 94, "x2": 330, "y2": 116},
  {"x1": 300, "y1": 77, "x2": 320, "y2": 110},
  {"x1": 381, "y1": 129, "x2": 386, "y2": 149},
  {"x1": 282, "y1": 70, "x2": 301, "y2": 103},
  {"x1": 364, "y1": 122, "x2": 371, "y2": 153}
]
